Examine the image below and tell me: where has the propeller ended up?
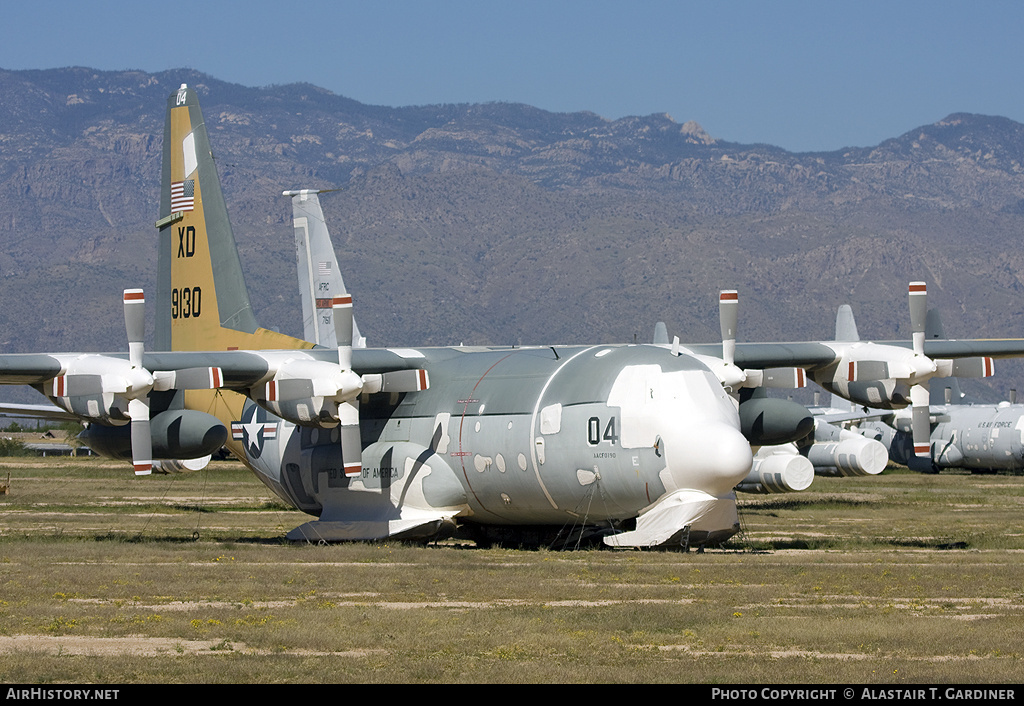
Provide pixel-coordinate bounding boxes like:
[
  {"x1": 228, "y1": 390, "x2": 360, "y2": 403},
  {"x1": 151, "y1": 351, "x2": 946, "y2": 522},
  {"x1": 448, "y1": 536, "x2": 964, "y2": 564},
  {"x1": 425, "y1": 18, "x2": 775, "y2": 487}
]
[
  {"x1": 333, "y1": 295, "x2": 363, "y2": 477},
  {"x1": 907, "y1": 282, "x2": 933, "y2": 458},
  {"x1": 693, "y1": 289, "x2": 805, "y2": 392},
  {"x1": 816, "y1": 283, "x2": 994, "y2": 463},
  {"x1": 720, "y1": 289, "x2": 738, "y2": 370},
  {"x1": 123, "y1": 289, "x2": 155, "y2": 475},
  {"x1": 122, "y1": 290, "x2": 226, "y2": 474},
  {"x1": 836, "y1": 282, "x2": 994, "y2": 462},
  {"x1": 255, "y1": 294, "x2": 429, "y2": 477},
  {"x1": 50, "y1": 289, "x2": 225, "y2": 475}
]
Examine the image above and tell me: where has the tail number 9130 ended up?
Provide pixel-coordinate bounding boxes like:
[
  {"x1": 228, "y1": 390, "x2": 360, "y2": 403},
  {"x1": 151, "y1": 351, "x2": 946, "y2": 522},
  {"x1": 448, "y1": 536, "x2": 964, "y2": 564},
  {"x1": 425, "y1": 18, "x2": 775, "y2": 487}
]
[{"x1": 171, "y1": 286, "x2": 202, "y2": 319}]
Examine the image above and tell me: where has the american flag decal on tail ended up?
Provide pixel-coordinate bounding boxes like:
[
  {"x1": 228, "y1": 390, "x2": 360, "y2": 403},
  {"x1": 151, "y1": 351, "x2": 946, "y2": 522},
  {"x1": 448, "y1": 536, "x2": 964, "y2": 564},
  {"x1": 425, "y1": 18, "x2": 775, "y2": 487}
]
[{"x1": 171, "y1": 179, "x2": 195, "y2": 212}]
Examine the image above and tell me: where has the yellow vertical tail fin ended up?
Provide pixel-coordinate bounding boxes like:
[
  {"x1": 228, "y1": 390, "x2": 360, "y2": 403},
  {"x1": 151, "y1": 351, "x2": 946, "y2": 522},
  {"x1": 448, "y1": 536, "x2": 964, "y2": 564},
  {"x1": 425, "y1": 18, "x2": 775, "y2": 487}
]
[{"x1": 155, "y1": 84, "x2": 311, "y2": 354}]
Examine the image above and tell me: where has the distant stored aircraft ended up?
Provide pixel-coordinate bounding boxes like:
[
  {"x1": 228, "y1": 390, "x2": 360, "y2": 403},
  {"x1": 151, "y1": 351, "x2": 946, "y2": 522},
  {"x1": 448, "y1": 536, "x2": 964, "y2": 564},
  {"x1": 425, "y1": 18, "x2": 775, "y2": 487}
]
[
  {"x1": 840, "y1": 307, "x2": 1024, "y2": 473},
  {"x1": 2, "y1": 84, "x2": 1024, "y2": 548},
  {"x1": 742, "y1": 304, "x2": 892, "y2": 489}
]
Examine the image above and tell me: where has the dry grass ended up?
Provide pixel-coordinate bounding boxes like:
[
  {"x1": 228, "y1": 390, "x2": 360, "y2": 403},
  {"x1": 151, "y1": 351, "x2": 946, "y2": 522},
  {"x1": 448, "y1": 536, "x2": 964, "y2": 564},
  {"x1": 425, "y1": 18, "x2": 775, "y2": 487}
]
[{"x1": 1, "y1": 457, "x2": 1023, "y2": 683}]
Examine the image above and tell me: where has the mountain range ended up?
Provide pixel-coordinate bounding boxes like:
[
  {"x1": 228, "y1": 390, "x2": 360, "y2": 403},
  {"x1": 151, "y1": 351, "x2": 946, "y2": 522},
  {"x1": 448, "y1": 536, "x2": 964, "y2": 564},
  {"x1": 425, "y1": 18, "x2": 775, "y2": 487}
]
[{"x1": 2, "y1": 66, "x2": 1024, "y2": 401}]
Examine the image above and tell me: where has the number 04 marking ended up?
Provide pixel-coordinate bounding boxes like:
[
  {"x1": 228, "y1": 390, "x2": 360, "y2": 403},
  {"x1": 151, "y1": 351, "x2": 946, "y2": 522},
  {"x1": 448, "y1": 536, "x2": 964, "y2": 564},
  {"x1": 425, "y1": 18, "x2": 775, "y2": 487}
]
[{"x1": 587, "y1": 416, "x2": 619, "y2": 446}]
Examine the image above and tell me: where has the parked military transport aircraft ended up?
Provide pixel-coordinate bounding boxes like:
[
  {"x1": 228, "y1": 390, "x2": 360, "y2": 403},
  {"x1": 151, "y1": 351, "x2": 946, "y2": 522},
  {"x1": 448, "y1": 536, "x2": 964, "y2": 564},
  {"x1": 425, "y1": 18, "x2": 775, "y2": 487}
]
[
  {"x1": 838, "y1": 307, "x2": 1024, "y2": 473},
  {"x1": 3, "y1": 84, "x2": 1024, "y2": 548}
]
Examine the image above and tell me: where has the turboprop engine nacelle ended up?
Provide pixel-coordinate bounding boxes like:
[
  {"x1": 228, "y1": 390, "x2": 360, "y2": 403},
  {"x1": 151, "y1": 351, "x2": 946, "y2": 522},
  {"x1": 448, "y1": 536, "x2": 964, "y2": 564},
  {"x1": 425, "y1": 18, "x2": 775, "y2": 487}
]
[
  {"x1": 808, "y1": 347, "x2": 911, "y2": 410},
  {"x1": 79, "y1": 409, "x2": 227, "y2": 461},
  {"x1": 738, "y1": 445, "x2": 814, "y2": 494},
  {"x1": 738, "y1": 396, "x2": 814, "y2": 446},
  {"x1": 810, "y1": 341, "x2": 995, "y2": 411},
  {"x1": 253, "y1": 359, "x2": 363, "y2": 428}
]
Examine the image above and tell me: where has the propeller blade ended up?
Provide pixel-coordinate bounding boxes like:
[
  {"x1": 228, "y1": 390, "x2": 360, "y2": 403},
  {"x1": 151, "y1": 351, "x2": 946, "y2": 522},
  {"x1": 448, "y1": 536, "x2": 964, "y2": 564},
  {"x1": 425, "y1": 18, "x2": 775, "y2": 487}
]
[
  {"x1": 339, "y1": 400, "x2": 361, "y2": 477},
  {"x1": 907, "y1": 283, "x2": 933, "y2": 459},
  {"x1": 128, "y1": 397, "x2": 153, "y2": 475},
  {"x1": 719, "y1": 290, "x2": 738, "y2": 367},
  {"x1": 950, "y1": 357, "x2": 995, "y2": 378},
  {"x1": 759, "y1": 367, "x2": 806, "y2": 389},
  {"x1": 846, "y1": 360, "x2": 890, "y2": 382},
  {"x1": 123, "y1": 289, "x2": 146, "y2": 369},
  {"x1": 910, "y1": 382, "x2": 931, "y2": 458},
  {"x1": 333, "y1": 295, "x2": 353, "y2": 371},
  {"x1": 909, "y1": 282, "x2": 927, "y2": 357},
  {"x1": 378, "y1": 369, "x2": 429, "y2": 393}
]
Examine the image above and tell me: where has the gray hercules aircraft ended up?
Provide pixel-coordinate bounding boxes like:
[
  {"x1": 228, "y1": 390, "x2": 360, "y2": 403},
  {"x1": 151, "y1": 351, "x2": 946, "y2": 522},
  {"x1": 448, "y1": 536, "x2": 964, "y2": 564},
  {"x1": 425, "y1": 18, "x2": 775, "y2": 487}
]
[
  {"x1": 3, "y1": 84, "x2": 1024, "y2": 548},
  {"x1": 858, "y1": 391, "x2": 1024, "y2": 473},
  {"x1": 287, "y1": 203, "x2": 882, "y2": 499},
  {"x1": 842, "y1": 307, "x2": 1024, "y2": 473}
]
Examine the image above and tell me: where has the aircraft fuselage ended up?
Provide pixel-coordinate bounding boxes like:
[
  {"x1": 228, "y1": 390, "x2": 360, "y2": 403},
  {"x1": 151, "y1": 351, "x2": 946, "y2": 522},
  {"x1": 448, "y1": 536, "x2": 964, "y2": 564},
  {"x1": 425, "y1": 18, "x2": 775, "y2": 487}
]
[
  {"x1": 859, "y1": 403, "x2": 1024, "y2": 472},
  {"x1": 234, "y1": 343, "x2": 752, "y2": 541}
]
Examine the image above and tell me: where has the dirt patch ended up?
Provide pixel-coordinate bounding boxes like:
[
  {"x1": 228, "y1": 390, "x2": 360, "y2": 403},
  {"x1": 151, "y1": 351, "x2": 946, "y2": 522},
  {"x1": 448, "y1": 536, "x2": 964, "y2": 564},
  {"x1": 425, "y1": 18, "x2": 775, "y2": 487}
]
[
  {"x1": 0, "y1": 634, "x2": 379, "y2": 657},
  {"x1": 659, "y1": 643, "x2": 996, "y2": 662}
]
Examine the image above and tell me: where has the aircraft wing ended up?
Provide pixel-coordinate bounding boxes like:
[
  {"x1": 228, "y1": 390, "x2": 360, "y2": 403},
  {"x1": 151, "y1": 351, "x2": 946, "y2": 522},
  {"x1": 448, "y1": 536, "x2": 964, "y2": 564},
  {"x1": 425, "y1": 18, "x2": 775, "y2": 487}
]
[
  {"x1": 0, "y1": 354, "x2": 64, "y2": 384},
  {"x1": 0, "y1": 401, "x2": 82, "y2": 422},
  {"x1": 690, "y1": 339, "x2": 1024, "y2": 371},
  {"x1": 813, "y1": 407, "x2": 893, "y2": 425},
  {"x1": 918, "y1": 339, "x2": 1024, "y2": 359},
  {"x1": 6, "y1": 338, "x2": 1023, "y2": 392},
  {"x1": 731, "y1": 342, "x2": 840, "y2": 370},
  {"x1": 0, "y1": 351, "x2": 269, "y2": 390},
  {"x1": 0, "y1": 348, "x2": 432, "y2": 392}
]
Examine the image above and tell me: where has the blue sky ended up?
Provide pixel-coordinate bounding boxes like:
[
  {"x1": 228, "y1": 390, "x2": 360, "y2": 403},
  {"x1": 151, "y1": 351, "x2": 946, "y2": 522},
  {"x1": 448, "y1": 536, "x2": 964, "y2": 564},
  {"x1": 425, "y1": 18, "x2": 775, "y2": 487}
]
[{"x1": 2, "y1": 0, "x2": 1023, "y2": 152}]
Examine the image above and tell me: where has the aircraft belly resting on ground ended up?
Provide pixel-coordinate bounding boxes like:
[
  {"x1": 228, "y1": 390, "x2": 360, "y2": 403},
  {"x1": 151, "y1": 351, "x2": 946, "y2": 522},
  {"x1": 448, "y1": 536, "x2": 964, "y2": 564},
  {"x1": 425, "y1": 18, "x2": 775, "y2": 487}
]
[{"x1": 5, "y1": 83, "x2": 1024, "y2": 548}]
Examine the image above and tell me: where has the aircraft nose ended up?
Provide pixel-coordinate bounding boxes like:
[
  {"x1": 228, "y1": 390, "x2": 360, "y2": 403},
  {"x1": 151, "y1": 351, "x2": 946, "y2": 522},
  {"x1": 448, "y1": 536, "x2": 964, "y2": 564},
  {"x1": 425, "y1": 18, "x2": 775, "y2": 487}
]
[{"x1": 670, "y1": 422, "x2": 753, "y2": 495}]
